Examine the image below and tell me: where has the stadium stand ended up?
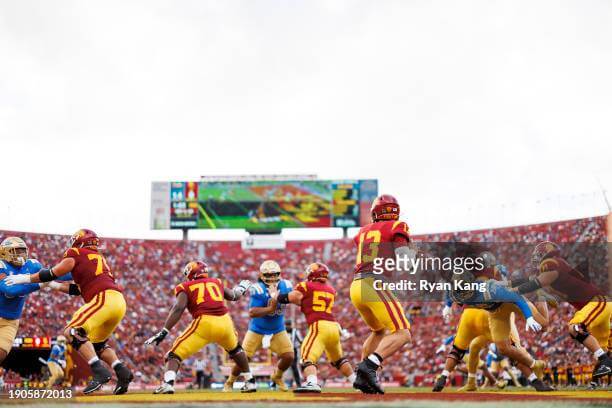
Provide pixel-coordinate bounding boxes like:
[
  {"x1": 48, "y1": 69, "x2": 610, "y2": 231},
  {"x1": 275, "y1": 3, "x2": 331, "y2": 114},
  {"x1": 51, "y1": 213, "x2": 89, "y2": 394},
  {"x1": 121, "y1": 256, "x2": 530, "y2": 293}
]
[{"x1": 0, "y1": 215, "x2": 608, "y2": 386}]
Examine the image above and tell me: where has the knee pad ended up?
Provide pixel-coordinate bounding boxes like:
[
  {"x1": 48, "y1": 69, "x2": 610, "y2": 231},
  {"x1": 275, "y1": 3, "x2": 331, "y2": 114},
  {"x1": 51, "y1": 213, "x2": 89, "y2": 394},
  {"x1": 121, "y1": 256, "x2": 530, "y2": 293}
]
[
  {"x1": 300, "y1": 360, "x2": 316, "y2": 371},
  {"x1": 569, "y1": 323, "x2": 590, "y2": 344},
  {"x1": 227, "y1": 345, "x2": 244, "y2": 358},
  {"x1": 93, "y1": 341, "x2": 109, "y2": 357},
  {"x1": 165, "y1": 351, "x2": 182, "y2": 363},
  {"x1": 69, "y1": 327, "x2": 88, "y2": 350},
  {"x1": 331, "y1": 357, "x2": 348, "y2": 370},
  {"x1": 448, "y1": 345, "x2": 467, "y2": 362}
]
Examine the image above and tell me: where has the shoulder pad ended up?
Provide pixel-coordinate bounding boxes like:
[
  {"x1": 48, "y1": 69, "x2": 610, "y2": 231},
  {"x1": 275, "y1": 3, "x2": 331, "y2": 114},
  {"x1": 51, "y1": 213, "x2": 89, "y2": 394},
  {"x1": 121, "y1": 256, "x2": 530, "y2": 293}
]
[
  {"x1": 392, "y1": 220, "x2": 410, "y2": 235},
  {"x1": 0, "y1": 260, "x2": 6, "y2": 270},
  {"x1": 540, "y1": 258, "x2": 558, "y2": 272},
  {"x1": 282, "y1": 279, "x2": 293, "y2": 290}
]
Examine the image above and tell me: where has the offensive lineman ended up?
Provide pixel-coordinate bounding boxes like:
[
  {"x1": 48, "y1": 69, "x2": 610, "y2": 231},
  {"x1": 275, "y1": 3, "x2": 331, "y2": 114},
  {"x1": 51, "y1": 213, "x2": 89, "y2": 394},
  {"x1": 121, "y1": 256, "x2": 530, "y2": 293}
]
[
  {"x1": 510, "y1": 242, "x2": 612, "y2": 379},
  {"x1": 272, "y1": 262, "x2": 356, "y2": 393},
  {"x1": 350, "y1": 195, "x2": 413, "y2": 394},
  {"x1": 145, "y1": 261, "x2": 254, "y2": 393},
  {"x1": 5, "y1": 229, "x2": 133, "y2": 394}
]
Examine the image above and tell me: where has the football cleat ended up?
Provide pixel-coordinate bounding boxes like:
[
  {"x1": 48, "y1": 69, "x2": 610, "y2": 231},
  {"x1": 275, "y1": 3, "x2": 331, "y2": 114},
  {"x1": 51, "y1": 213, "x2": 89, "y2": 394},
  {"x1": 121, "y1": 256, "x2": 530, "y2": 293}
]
[
  {"x1": 294, "y1": 382, "x2": 322, "y2": 393},
  {"x1": 458, "y1": 377, "x2": 477, "y2": 392},
  {"x1": 240, "y1": 379, "x2": 257, "y2": 393},
  {"x1": 530, "y1": 379, "x2": 554, "y2": 392},
  {"x1": 355, "y1": 359, "x2": 384, "y2": 394},
  {"x1": 432, "y1": 374, "x2": 447, "y2": 392},
  {"x1": 592, "y1": 357, "x2": 612, "y2": 378},
  {"x1": 113, "y1": 365, "x2": 134, "y2": 395},
  {"x1": 83, "y1": 361, "x2": 112, "y2": 394},
  {"x1": 495, "y1": 379, "x2": 508, "y2": 389},
  {"x1": 270, "y1": 375, "x2": 288, "y2": 392},
  {"x1": 153, "y1": 382, "x2": 175, "y2": 394}
]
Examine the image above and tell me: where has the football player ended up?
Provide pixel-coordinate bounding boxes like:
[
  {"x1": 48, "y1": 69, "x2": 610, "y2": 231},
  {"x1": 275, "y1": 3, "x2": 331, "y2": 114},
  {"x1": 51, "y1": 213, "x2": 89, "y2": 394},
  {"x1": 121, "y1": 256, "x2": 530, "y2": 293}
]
[
  {"x1": 46, "y1": 335, "x2": 67, "y2": 388},
  {"x1": 272, "y1": 262, "x2": 356, "y2": 393},
  {"x1": 225, "y1": 260, "x2": 294, "y2": 392},
  {"x1": 510, "y1": 241, "x2": 612, "y2": 379},
  {"x1": 432, "y1": 251, "x2": 552, "y2": 392},
  {"x1": 5, "y1": 229, "x2": 133, "y2": 394},
  {"x1": 0, "y1": 237, "x2": 74, "y2": 366},
  {"x1": 145, "y1": 261, "x2": 254, "y2": 394},
  {"x1": 350, "y1": 195, "x2": 412, "y2": 394}
]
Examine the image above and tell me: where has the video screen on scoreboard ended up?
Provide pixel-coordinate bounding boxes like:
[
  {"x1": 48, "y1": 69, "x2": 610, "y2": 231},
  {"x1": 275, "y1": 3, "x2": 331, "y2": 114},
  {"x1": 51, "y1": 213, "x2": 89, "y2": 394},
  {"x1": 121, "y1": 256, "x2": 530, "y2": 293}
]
[{"x1": 151, "y1": 179, "x2": 378, "y2": 231}]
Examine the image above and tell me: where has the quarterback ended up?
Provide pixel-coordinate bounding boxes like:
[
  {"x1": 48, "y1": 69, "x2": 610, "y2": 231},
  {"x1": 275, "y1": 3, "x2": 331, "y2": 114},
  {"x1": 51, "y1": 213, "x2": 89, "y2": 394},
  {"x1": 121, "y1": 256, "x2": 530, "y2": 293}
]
[
  {"x1": 5, "y1": 229, "x2": 133, "y2": 394},
  {"x1": 510, "y1": 241, "x2": 612, "y2": 379},
  {"x1": 145, "y1": 261, "x2": 254, "y2": 394},
  {"x1": 350, "y1": 194, "x2": 413, "y2": 394},
  {"x1": 272, "y1": 262, "x2": 356, "y2": 393},
  {"x1": 225, "y1": 260, "x2": 294, "y2": 392}
]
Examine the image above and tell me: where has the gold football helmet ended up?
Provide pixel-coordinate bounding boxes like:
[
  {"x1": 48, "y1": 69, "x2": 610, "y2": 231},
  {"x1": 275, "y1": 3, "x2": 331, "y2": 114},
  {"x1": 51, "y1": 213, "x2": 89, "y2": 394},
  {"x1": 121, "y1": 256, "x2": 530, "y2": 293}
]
[
  {"x1": 0, "y1": 237, "x2": 28, "y2": 267},
  {"x1": 259, "y1": 260, "x2": 281, "y2": 285}
]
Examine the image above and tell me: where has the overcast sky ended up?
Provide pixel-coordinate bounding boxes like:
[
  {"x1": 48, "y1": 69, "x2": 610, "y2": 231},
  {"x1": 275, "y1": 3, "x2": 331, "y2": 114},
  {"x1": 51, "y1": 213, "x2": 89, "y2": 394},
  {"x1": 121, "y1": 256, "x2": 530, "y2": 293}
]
[{"x1": 1, "y1": 0, "x2": 611, "y2": 241}]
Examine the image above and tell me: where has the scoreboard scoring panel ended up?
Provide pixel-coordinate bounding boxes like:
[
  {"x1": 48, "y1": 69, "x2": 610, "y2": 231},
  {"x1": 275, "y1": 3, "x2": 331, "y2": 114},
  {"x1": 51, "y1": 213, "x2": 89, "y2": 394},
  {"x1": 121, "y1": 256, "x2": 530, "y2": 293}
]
[{"x1": 151, "y1": 179, "x2": 378, "y2": 231}]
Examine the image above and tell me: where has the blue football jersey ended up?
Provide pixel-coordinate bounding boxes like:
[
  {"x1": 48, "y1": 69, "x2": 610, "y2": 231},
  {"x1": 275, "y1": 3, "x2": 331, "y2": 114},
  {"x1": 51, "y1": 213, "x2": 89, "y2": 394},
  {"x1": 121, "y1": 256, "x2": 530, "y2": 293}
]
[
  {"x1": 48, "y1": 343, "x2": 66, "y2": 364},
  {"x1": 0, "y1": 259, "x2": 43, "y2": 320},
  {"x1": 247, "y1": 279, "x2": 292, "y2": 335}
]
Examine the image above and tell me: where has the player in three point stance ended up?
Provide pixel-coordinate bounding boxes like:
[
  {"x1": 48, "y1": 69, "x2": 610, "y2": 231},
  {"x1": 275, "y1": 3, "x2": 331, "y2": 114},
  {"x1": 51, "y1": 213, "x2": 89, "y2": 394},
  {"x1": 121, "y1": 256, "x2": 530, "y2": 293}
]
[
  {"x1": 146, "y1": 261, "x2": 254, "y2": 394},
  {"x1": 272, "y1": 262, "x2": 356, "y2": 393},
  {"x1": 5, "y1": 229, "x2": 133, "y2": 394},
  {"x1": 510, "y1": 241, "x2": 612, "y2": 379},
  {"x1": 350, "y1": 195, "x2": 412, "y2": 394},
  {"x1": 225, "y1": 260, "x2": 294, "y2": 392}
]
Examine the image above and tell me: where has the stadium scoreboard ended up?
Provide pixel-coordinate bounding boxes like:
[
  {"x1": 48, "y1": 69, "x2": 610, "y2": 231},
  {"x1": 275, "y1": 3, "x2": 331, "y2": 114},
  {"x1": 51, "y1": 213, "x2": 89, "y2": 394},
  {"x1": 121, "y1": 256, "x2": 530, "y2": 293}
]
[{"x1": 151, "y1": 179, "x2": 378, "y2": 231}]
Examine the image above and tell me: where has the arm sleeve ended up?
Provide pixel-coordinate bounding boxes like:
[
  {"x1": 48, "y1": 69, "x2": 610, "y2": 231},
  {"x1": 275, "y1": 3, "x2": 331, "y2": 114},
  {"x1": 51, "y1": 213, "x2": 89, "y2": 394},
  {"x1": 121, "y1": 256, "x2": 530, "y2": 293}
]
[{"x1": 0, "y1": 280, "x2": 41, "y2": 296}]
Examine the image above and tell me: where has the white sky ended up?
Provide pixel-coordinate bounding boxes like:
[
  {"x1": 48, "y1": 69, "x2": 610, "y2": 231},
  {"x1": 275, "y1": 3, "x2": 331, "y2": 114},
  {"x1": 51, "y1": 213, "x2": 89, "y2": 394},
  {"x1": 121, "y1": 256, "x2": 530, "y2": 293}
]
[{"x1": 1, "y1": 0, "x2": 611, "y2": 241}]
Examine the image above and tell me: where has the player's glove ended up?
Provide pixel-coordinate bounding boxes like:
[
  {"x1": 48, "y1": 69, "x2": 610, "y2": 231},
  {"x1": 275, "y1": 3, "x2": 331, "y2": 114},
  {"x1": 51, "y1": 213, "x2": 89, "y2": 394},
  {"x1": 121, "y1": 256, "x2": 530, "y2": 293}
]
[
  {"x1": 3, "y1": 274, "x2": 31, "y2": 286},
  {"x1": 233, "y1": 280, "x2": 252, "y2": 298},
  {"x1": 442, "y1": 305, "x2": 452, "y2": 323},
  {"x1": 145, "y1": 328, "x2": 169, "y2": 346},
  {"x1": 525, "y1": 317, "x2": 542, "y2": 332}
]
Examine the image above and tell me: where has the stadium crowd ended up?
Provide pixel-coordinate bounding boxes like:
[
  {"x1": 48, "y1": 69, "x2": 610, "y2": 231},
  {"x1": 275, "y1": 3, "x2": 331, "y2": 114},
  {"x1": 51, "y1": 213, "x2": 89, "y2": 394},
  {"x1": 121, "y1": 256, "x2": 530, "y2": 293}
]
[{"x1": 0, "y1": 215, "x2": 608, "y2": 386}]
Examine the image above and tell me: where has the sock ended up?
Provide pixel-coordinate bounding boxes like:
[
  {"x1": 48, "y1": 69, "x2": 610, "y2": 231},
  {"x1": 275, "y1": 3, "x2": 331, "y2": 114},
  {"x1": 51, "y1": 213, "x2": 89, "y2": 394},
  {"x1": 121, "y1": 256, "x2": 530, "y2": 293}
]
[
  {"x1": 164, "y1": 370, "x2": 176, "y2": 385},
  {"x1": 467, "y1": 373, "x2": 476, "y2": 378},
  {"x1": 306, "y1": 374, "x2": 317, "y2": 385},
  {"x1": 347, "y1": 373, "x2": 356, "y2": 383},
  {"x1": 594, "y1": 349, "x2": 605, "y2": 359},
  {"x1": 111, "y1": 360, "x2": 121, "y2": 369},
  {"x1": 241, "y1": 372, "x2": 253, "y2": 381},
  {"x1": 528, "y1": 373, "x2": 537, "y2": 382},
  {"x1": 367, "y1": 353, "x2": 383, "y2": 367},
  {"x1": 441, "y1": 370, "x2": 450, "y2": 377},
  {"x1": 88, "y1": 357, "x2": 100, "y2": 366}
]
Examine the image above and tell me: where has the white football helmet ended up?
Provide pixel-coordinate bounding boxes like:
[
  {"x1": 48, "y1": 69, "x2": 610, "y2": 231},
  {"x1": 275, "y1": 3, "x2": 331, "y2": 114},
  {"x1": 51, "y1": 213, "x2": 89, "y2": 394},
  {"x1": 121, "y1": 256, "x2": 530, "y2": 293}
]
[
  {"x1": 0, "y1": 237, "x2": 28, "y2": 267},
  {"x1": 259, "y1": 260, "x2": 281, "y2": 285}
]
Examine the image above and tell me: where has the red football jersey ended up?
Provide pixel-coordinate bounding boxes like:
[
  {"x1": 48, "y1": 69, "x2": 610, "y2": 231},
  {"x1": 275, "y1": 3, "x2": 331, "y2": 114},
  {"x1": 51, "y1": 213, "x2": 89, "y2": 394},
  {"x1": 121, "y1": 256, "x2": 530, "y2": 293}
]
[
  {"x1": 296, "y1": 280, "x2": 336, "y2": 326},
  {"x1": 174, "y1": 277, "x2": 228, "y2": 318},
  {"x1": 539, "y1": 256, "x2": 601, "y2": 310},
  {"x1": 353, "y1": 220, "x2": 410, "y2": 275},
  {"x1": 62, "y1": 247, "x2": 121, "y2": 303}
]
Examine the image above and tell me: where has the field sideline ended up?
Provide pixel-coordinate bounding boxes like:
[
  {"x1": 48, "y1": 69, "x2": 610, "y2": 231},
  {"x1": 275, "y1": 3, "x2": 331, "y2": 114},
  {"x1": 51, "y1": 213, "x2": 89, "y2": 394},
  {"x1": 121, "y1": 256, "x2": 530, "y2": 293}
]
[{"x1": 2, "y1": 387, "x2": 610, "y2": 408}]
